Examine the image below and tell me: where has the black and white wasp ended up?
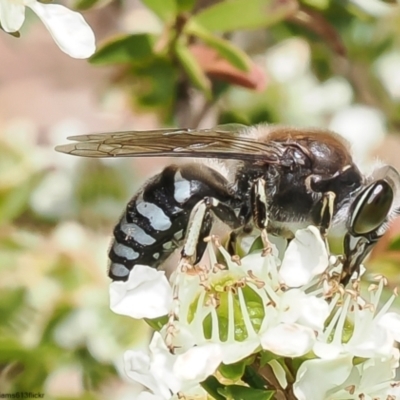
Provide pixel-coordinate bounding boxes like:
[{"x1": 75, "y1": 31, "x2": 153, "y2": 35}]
[{"x1": 56, "y1": 124, "x2": 400, "y2": 285}]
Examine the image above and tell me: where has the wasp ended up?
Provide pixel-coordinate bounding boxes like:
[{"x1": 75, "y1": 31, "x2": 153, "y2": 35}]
[{"x1": 56, "y1": 124, "x2": 400, "y2": 285}]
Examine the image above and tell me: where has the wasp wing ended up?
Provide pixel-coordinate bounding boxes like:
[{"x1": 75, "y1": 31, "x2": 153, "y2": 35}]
[{"x1": 55, "y1": 127, "x2": 283, "y2": 162}]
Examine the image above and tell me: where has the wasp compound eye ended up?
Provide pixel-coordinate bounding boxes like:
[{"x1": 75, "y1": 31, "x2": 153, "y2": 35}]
[{"x1": 349, "y1": 180, "x2": 394, "y2": 236}]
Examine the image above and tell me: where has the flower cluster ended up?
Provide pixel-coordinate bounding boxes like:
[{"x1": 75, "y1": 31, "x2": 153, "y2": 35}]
[
  {"x1": 110, "y1": 226, "x2": 400, "y2": 400},
  {"x1": 0, "y1": 0, "x2": 95, "y2": 58}
]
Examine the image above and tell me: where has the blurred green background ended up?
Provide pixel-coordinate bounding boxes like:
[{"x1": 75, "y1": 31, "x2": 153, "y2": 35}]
[{"x1": 2, "y1": 0, "x2": 400, "y2": 397}]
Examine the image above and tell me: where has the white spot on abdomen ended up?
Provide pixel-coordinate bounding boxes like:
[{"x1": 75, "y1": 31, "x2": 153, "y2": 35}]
[
  {"x1": 174, "y1": 229, "x2": 184, "y2": 240},
  {"x1": 113, "y1": 242, "x2": 139, "y2": 260},
  {"x1": 110, "y1": 263, "x2": 130, "y2": 278},
  {"x1": 136, "y1": 194, "x2": 172, "y2": 231},
  {"x1": 163, "y1": 241, "x2": 173, "y2": 250},
  {"x1": 174, "y1": 171, "x2": 191, "y2": 203},
  {"x1": 120, "y1": 217, "x2": 156, "y2": 246}
]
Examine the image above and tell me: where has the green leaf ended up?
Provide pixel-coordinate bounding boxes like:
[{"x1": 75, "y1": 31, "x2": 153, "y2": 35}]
[
  {"x1": 259, "y1": 351, "x2": 279, "y2": 367},
  {"x1": 174, "y1": 42, "x2": 211, "y2": 97},
  {"x1": 74, "y1": 0, "x2": 101, "y2": 10},
  {"x1": 215, "y1": 123, "x2": 249, "y2": 132},
  {"x1": 389, "y1": 235, "x2": 400, "y2": 250},
  {"x1": 242, "y1": 366, "x2": 268, "y2": 390},
  {"x1": 249, "y1": 236, "x2": 264, "y2": 253},
  {"x1": 219, "y1": 360, "x2": 247, "y2": 381},
  {"x1": 177, "y1": 0, "x2": 196, "y2": 12},
  {"x1": 0, "y1": 170, "x2": 46, "y2": 224},
  {"x1": 192, "y1": 0, "x2": 297, "y2": 32},
  {"x1": 145, "y1": 316, "x2": 168, "y2": 331},
  {"x1": 218, "y1": 385, "x2": 275, "y2": 400},
  {"x1": 186, "y1": 22, "x2": 251, "y2": 71},
  {"x1": 142, "y1": 0, "x2": 177, "y2": 22},
  {"x1": 201, "y1": 376, "x2": 226, "y2": 400},
  {"x1": 90, "y1": 33, "x2": 156, "y2": 65},
  {"x1": 301, "y1": 0, "x2": 329, "y2": 9},
  {"x1": 131, "y1": 57, "x2": 178, "y2": 108}
]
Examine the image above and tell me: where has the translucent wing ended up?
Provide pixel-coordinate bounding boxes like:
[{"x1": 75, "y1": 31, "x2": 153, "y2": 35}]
[{"x1": 55, "y1": 126, "x2": 283, "y2": 162}]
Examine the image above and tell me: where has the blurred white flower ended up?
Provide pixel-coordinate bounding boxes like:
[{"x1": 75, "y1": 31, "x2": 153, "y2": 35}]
[
  {"x1": 329, "y1": 105, "x2": 386, "y2": 163},
  {"x1": 375, "y1": 51, "x2": 400, "y2": 101},
  {"x1": 0, "y1": 0, "x2": 95, "y2": 58},
  {"x1": 350, "y1": 0, "x2": 395, "y2": 17},
  {"x1": 265, "y1": 38, "x2": 310, "y2": 83}
]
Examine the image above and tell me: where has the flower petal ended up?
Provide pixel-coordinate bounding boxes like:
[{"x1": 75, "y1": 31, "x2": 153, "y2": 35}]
[
  {"x1": 279, "y1": 290, "x2": 329, "y2": 331},
  {"x1": 109, "y1": 265, "x2": 173, "y2": 319},
  {"x1": 345, "y1": 322, "x2": 393, "y2": 358},
  {"x1": 0, "y1": 0, "x2": 25, "y2": 32},
  {"x1": 149, "y1": 333, "x2": 182, "y2": 395},
  {"x1": 293, "y1": 354, "x2": 353, "y2": 400},
  {"x1": 124, "y1": 351, "x2": 166, "y2": 398},
  {"x1": 124, "y1": 332, "x2": 181, "y2": 398},
  {"x1": 260, "y1": 323, "x2": 315, "y2": 357},
  {"x1": 296, "y1": 295, "x2": 330, "y2": 331},
  {"x1": 313, "y1": 341, "x2": 343, "y2": 360},
  {"x1": 173, "y1": 344, "x2": 222, "y2": 385},
  {"x1": 379, "y1": 312, "x2": 400, "y2": 342},
  {"x1": 279, "y1": 226, "x2": 328, "y2": 287},
  {"x1": 27, "y1": 2, "x2": 95, "y2": 58},
  {"x1": 218, "y1": 338, "x2": 260, "y2": 365},
  {"x1": 137, "y1": 392, "x2": 164, "y2": 400}
]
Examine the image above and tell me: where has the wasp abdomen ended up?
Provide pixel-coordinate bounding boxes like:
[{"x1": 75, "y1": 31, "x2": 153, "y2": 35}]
[
  {"x1": 108, "y1": 163, "x2": 235, "y2": 281},
  {"x1": 109, "y1": 166, "x2": 189, "y2": 280}
]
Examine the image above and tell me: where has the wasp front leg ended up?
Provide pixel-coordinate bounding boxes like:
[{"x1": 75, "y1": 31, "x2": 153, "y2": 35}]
[{"x1": 309, "y1": 191, "x2": 336, "y2": 253}]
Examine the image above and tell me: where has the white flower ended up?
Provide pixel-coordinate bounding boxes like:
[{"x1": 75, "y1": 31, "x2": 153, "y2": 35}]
[
  {"x1": 110, "y1": 225, "x2": 400, "y2": 399},
  {"x1": 170, "y1": 227, "x2": 329, "y2": 362},
  {"x1": 295, "y1": 350, "x2": 400, "y2": 400},
  {"x1": 124, "y1": 332, "x2": 221, "y2": 399},
  {"x1": 0, "y1": 0, "x2": 95, "y2": 58},
  {"x1": 294, "y1": 279, "x2": 400, "y2": 400},
  {"x1": 327, "y1": 352, "x2": 400, "y2": 400},
  {"x1": 294, "y1": 354, "x2": 354, "y2": 400},
  {"x1": 110, "y1": 265, "x2": 173, "y2": 319},
  {"x1": 313, "y1": 278, "x2": 399, "y2": 360}
]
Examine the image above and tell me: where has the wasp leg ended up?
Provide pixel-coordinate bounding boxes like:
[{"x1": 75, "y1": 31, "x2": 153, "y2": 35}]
[
  {"x1": 316, "y1": 191, "x2": 336, "y2": 238},
  {"x1": 181, "y1": 197, "x2": 241, "y2": 267},
  {"x1": 340, "y1": 233, "x2": 379, "y2": 286},
  {"x1": 250, "y1": 178, "x2": 273, "y2": 256},
  {"x1": 310, "y1": 191, "x2": 336, "y2": 256},
  {"x1": 226, "y1": 225, "x2": 254, "y2": 255}
]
